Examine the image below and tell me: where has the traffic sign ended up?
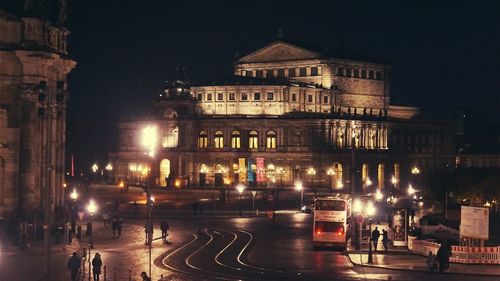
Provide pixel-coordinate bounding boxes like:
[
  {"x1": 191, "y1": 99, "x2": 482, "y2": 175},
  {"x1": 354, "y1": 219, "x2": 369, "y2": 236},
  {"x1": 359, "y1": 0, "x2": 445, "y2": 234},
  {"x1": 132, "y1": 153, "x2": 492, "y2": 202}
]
[{"x1": 357, "y1": 214, "x2": 364, "y2": 224}]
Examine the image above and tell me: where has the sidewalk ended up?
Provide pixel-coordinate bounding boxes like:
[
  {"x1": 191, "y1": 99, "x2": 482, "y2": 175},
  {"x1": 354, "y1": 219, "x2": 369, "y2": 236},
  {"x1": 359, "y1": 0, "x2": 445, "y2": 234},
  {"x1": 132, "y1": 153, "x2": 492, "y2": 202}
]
[{"x1": 347, "y1": 250, "x2": 500, "y2": 276}]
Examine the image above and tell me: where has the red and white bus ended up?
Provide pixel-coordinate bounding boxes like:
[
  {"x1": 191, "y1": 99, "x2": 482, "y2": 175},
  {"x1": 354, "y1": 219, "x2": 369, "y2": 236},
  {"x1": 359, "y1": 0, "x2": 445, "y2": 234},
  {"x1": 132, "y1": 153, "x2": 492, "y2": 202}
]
[{"x1": 313, "y1": 195, "x2": 352, "y2": 250}]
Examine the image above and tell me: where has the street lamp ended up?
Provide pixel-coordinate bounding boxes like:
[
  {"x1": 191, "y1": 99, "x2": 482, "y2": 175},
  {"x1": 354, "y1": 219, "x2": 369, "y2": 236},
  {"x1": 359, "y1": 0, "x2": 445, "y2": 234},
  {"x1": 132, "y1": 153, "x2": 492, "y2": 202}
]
[
  {"x1": 70, "y1": 189, "x2": 79, "y2": 201},
  {"x1": 375, "y1": 189, "x2": 383, "y2": 201},
  {"x1": 327, "y1": 168, "x2": 335, "y2": 189},
  {"x1": 86, "y1": 199, "x2": 97, "y2": 249},
  {"x1": 307, "y1": 167, "x2": 316, "y2": 188},
  {"x1": 91, "y1": 163, "x2": 99, "y2": 182},
  {"x1": 411, "y1": 166, "x2": 420, "y2": 175},
  {"x1": 141, "y1": 124, "x2": 157, "y2": 278},
  {"x1": 366, "y1": 200, "x2": 376, "y2": 264},
  {"x1": 407, "y1": 184, "x2": 416, "y2": 196},
  {"x1": 294, "y1": 180, "x2": 304, "y2": 210},
  {"x1": 235, "y1": 183, "x2": 246, "y2": 199}
]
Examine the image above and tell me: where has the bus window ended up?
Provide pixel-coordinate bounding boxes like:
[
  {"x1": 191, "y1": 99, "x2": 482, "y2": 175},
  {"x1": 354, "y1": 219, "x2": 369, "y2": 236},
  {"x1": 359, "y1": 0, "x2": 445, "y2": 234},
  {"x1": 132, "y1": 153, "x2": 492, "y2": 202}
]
[
  {"x1": 314, "y1": 222, "x2": 344, "y2": 234},
  {"x1": 315, "y1": 200, "x2": 345, "y2": 211}
]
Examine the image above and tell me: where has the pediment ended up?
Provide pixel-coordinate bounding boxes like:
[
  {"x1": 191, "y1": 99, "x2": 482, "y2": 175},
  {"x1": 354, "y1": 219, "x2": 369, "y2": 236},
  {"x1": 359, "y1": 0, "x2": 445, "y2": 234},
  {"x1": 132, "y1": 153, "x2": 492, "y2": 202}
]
[{"x1": 238, "y1": 41, "x2": 323, "y2": 63}]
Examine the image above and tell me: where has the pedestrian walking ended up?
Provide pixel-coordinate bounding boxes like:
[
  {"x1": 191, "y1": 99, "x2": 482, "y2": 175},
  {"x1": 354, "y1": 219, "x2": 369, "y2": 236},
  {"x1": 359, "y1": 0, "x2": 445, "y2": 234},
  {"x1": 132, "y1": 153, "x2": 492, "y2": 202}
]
[
  {"x1": 91, "y1": 253, "x2": 102, "y2": 281},
  {"x1": 117, "y1": 216, "x2": 123, "y2": 236},
  {"x1": 371, "y1": 227, "x2": 380, "y2": 251},
  {"x1": 437, "y1": 242, "x2": 451, "y2": 273},
  {"x1": 426, "y1": 251, "x2": 437, "y2": 273},
  {"x1": 381, "y1": 229, "x2": 389, "y2": 251},
  {"x1": 111, "y1": 217, "x2": 118, "y2": 237},
  {"x1": 145, "y1": 222, "x2": 153, "y2": 244},
  {"x1": 140, "y1": 271, "x2": 151, "y2": 281},
  {"x1": 67, "y1": 252, "x2": 81, "y2": 281},
  {"x1": 160, "y1": 220, "x2": 169, "y2": 242}
]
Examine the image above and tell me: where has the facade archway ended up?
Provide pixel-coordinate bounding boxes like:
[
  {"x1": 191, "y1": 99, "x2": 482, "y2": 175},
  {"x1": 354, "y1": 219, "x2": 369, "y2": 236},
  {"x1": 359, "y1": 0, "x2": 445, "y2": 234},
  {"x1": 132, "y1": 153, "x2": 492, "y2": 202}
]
[
  {"x1": 334, "y1": 163, "x2": 343, "y2": 189},
  {"x1": 159, "y1": 159, "x2": 171, "y2": 187},
  {"x1": 199, "y1": 163, "x2": 208, "y2": 186}
]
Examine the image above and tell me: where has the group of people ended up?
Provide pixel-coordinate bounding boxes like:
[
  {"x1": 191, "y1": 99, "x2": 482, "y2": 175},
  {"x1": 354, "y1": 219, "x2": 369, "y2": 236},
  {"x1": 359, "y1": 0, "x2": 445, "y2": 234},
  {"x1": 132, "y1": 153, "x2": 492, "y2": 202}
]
[
  {"x1": 68, "y1": 251, "x2": 153, "y2": 281},
  {"x1": 67, "y1": 252, "x2": 102, "y2": 281},
  {"x1": 371, "y1": 227, "x2": 389, "y2": 251},
  {"x1": 145, "y1": 219, "x2": 170, "y2": 245}
]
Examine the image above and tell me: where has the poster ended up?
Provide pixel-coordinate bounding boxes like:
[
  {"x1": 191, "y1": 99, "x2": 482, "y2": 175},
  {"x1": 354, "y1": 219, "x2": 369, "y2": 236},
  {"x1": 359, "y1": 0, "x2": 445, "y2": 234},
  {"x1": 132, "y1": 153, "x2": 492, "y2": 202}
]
[
  {"x1": 391, "y1": 209, "x2": 407, "y2": 246},
  {"x1": 256, "y1": 158, "x2": 265, "y2": 182},
  {"x1": 460, "y1": 206, "x2": 489, "y2": 240},
  {"x1": 238, "y1": 158, "x2": 246, "y2": 183},
  {"x1": 247, "y1": 159, "x2": 254, "y2": 182}
]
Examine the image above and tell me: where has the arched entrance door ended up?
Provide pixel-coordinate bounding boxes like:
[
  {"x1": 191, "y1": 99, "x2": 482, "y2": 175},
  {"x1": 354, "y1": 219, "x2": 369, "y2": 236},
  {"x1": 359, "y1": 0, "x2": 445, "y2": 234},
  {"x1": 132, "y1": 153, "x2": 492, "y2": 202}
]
[
  {"x1": 199, "y1": 164, "x2": 208, "y2": 187},
  {"x1": 159, "y1": 159, "x2": 170, "y2": 187}
]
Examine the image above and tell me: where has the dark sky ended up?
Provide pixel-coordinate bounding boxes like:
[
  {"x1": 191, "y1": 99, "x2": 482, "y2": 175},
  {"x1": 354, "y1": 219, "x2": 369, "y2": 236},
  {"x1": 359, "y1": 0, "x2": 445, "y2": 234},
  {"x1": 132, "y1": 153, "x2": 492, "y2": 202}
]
[{"x1": 63, "y1": 0, "x2": 500, "y2": 174}]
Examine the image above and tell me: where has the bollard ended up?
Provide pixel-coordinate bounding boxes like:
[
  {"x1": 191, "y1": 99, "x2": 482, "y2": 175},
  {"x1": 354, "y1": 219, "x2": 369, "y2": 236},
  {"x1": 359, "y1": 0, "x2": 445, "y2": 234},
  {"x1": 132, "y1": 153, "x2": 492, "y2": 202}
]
[
  {"x1": 113, "y1": 267, "x2": 117, "y2": 281},
  {"x1": 128, "y1": 269, "x2": 132, "y2": 281},
  {"x1": 104, "y1": 265, "x2": 106, "y2": 281}
]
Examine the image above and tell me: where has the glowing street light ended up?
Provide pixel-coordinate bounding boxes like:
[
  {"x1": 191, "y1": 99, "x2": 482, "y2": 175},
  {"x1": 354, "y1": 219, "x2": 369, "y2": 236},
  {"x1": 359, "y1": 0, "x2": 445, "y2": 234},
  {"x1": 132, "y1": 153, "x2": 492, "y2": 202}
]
[
  {"x1": 91, "y1": 163, "x2": 98, "y2": 173},
  {"x1": 69, "y1": 189, "x2": 78, "y2": 201},
  {"x1": 327, "y1": 168, "x2": 335, "y2": 188},
  {"x1": 411, "y1": 166, "x2": 420, "y2": 175},
  {"x1": 105, "y1": 163, "x2": 113, "y2": 171},
  {"x1": 337, "y1": 180, "x2": 344, "y2": 189},
  {"x1": 353, "y1": 198, "x2": 363, "y2": 213},
  {"x1": 391, "y1": 176, "x2": 398, "y2": 185},
  {"x1": 365, "y1": 178, "x2": 372, "y2": 187},
  {"x1": 86, "y1": 199, "x2": 97, "y2": 215},
  {"x1": 375, "y1": 189, "x2": 383, "y2": 201},
  {"x1": 408, "y1": 185, "x2": 416, "y2": 196},
  {"x1": 235, "y1": 183, "x2": 246, "y2": 194}
]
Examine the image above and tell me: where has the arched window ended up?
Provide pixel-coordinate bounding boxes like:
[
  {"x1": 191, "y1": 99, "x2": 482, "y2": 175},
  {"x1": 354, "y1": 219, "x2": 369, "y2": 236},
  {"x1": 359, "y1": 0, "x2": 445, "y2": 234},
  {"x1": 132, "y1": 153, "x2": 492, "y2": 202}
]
[
  {"x1": 266, "y1": 131, "x2": 277, "y2": 149},
  {"x1": 231, "y1": 131, "x2": 241, "y2": 148},
  {"x1": 378, "y1": 163, "x2": 385, "y2": 189},
  {"x1": 249, "y1": 130, "x2": 259, "y2": 149},
  {"x1": 214, "y1": 130, "x2": 224, "y2": 148},
  {"x1": 159, "y1": 159, "x2": 171, "y2": 187},
  {"x1": 199, "y1": 163, "x2": 208, "y2": 173},
  {"x1": 198, "y1": 131, "x2": 208, "y2": 148},
  {"x1": 362, "y1": 164, "x2": 369, "y2": 182}
]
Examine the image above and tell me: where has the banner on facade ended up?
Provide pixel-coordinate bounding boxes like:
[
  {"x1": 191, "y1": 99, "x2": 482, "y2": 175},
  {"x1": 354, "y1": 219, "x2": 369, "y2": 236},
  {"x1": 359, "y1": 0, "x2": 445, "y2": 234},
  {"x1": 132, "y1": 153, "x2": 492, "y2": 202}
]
[
  {"x1": 256, "y1": 158, "x2": 265, "y2": 182},
  {"x1": 247, "y1": 159, "x2": 254, "y2": 182},
  {"x1": 238, "y1": 158, "x2": 246, "y2": 183}
]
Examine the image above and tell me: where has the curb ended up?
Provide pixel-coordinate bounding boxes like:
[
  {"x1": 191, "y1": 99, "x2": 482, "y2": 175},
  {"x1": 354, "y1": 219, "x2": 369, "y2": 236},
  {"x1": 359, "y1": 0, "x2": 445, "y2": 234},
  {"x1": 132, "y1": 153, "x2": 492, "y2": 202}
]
[{"x1": 346, "y1": 253, "x2": 500, "y2": 277}]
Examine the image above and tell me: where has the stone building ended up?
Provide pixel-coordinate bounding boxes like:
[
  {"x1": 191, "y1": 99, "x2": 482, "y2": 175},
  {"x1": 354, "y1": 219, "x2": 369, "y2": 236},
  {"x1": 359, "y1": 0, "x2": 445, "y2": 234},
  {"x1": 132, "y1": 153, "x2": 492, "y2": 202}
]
[
  {"x1": 109, "y1": 40, "x2": 456, "y2": 193},
  {"x1": 0, "y1": 5, "x2": 76, "y2": 217}
]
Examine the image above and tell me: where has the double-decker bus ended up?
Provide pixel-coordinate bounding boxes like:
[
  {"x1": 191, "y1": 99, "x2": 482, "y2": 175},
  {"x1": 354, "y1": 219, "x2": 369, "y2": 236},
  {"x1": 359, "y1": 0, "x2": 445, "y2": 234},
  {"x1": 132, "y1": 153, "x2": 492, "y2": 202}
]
[{"x1": 313, "y1": 195, "x2": 352, "y2": 250}]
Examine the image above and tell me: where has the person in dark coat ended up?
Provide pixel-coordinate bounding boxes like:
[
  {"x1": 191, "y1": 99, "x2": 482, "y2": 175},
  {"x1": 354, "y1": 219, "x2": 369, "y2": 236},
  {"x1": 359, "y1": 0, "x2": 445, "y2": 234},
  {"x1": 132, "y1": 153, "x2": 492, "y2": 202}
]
[
  {"x1": 371, "y1": 227, "x2": 380, "y2": 251},
  {"x1": 437, "y1": 242, "x2": 451, "y2": 273},
  {"x1": 381, "y1": 229, "x2": 389, "y2": 251},
  {"x1": 160, "y1": 220, "x2": 169, "y2": 242},
  {"x1": 140, "y1": 271, "x2": 152, "y2": 281},
  {"x1": 92, "y1": 252, "x2": 102, "y2": 281},
  {"x1": 67, "y1": 252, "x2": 81, "y2": 281},
  {"x1": 111, "y1": 216, "x2": 119, "y2": 237}
]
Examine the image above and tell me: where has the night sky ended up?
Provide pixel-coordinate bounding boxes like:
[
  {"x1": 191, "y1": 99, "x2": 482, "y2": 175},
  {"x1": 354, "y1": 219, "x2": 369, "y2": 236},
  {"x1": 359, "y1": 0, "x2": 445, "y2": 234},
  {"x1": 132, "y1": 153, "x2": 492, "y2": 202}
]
[{"x1": 63, "y1": 1, "x2": 499, "y2": 175}]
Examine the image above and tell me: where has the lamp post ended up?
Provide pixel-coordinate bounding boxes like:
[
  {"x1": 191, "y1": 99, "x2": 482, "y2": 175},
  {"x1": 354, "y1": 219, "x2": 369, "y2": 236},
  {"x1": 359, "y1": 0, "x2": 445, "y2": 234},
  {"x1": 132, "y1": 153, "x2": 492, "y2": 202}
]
[
  {"x1": 307, "y1": 168, "x2": 316, "y2": 189},
  {"x1": 91, "y1": 163, "x2": 99, "y2": 182},
  {"x1": 327, "y1": 168, "x2": 335, "y2": 189},
  {"x1": 366, "y1": 200, "x2": 376, "y2": 264},
  {"x1": 141, "y1": 125, "x2": 157, "y2": 278},
  {"x1": 236, "y1": 184, "x2": 246, "y2": 216},
  {"x1": 86, "y1": 199, "x2": 97, "y2": 249},
  {"x1": 294, "y1": 181, "x2": 304, "y2": 210},
  {"x1": 69, "y1": 189, "x2": 78, "y2": 233}
]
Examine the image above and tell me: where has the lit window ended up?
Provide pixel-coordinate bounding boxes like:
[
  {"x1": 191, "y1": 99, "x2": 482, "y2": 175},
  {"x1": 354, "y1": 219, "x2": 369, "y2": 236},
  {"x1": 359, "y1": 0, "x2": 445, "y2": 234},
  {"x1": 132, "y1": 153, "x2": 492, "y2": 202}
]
[
  {"x1": 299, "y1": 67, "x2": 307, "y2": 76},
  {"x1": 214, "y1": 130, "x2": 224, "y2": 148},
  {"x1": 311, "y1": 67, "x2": 318, "y2": 76},
  {"x1": 241, "y1": 93, "x2": 248, "y2": 101},
  {"x1": 288, "y1": 68, "x2": 296, "y2": 77},
  {"x1": 198, "y1": 131, "x2": 208, "y2": 148},
  {"x1": 254, "y1": 92, "x2": 261, "y2": 101},
  {"x1": 266, "y1": 131, "x2": 276, "y2": 149},
  {"x1": 207, "y1": 93, "x2": 212, "y2": 101},
  {"x1": 231, "y1": 131, "x2": 241, "y2": 149},
  {"x1": 249, "y1": 130, "x2": 259, "y2": 149},
  {"x1": 267, "y1": 92, "x2": 274, "y2": 100},
  {"x1": 217, "y1": 93, "x2": 224, "y2": 101},
  {"x1": 229, "y1": 93, "x2": 236, "y2": 101}
]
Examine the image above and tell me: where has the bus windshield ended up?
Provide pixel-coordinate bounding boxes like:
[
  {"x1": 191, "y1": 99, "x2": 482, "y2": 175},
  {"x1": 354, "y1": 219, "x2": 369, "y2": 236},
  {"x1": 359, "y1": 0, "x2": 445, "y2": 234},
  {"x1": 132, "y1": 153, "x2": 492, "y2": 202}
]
[{"x1": 315, "y1": 200, "x2": 345, "y2": 211}]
